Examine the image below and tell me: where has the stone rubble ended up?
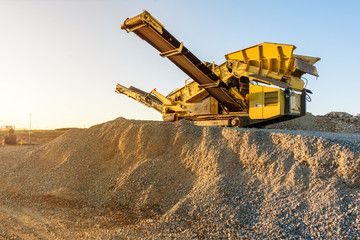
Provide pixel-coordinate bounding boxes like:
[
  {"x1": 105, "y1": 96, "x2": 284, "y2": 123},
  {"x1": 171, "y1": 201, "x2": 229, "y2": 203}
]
[{"x1": 0, "y1": 112, "x2": 359, "y2": 239}]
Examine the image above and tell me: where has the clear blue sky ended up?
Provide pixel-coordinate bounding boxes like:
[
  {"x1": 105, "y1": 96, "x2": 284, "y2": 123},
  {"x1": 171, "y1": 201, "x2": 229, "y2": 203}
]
[{"x1": 1, "y1": 0, "x2": 359, "y2": 129}]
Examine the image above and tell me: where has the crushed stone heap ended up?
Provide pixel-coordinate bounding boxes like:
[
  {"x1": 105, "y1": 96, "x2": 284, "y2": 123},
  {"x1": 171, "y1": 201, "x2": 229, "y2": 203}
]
[
  {"x1": 266, "y1": 112, "x2": 360, "y2": 133},
  {"x1": 0, "y1": 117, "x2": 359, "y2": 239}
]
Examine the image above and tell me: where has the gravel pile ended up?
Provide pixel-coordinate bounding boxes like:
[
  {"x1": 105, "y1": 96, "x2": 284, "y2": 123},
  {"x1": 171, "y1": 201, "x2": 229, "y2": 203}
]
[
  {"x1": 266, "y1": 112, "x2": 360, "y2": 133},
  {"x1": 0, "y1": 116, "x2": 359, "y2": 239}
]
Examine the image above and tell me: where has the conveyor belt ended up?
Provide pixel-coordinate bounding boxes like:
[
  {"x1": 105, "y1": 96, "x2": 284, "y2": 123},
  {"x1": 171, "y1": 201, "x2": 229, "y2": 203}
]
[
  {"x1": 128, "y1": 86, "x2": 162, "y2": 105},
  {"x1": 121, "y1": 11, "x2": 243, "y2": 112},
  {"x1": 115, "y1": 84, "x2": 163, "y2": 113}
]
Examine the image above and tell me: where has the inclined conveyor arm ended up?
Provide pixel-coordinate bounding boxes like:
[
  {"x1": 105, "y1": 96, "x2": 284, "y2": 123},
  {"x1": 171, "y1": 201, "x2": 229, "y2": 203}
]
[{"x1": 121, "y1": 11, "x2": 243, "y2": 112}]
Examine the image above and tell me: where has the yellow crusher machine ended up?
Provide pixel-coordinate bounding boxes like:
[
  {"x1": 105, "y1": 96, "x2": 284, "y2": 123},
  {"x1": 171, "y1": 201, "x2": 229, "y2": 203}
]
[{"x1": 116, "y1": 11, "x2": 320, "y2": 127}]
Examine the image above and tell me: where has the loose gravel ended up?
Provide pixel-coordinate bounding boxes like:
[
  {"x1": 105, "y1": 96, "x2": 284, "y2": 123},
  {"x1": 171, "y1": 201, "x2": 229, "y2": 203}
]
[{"x1": 0, "y1": 113, "x2": 359, "y2": 239}]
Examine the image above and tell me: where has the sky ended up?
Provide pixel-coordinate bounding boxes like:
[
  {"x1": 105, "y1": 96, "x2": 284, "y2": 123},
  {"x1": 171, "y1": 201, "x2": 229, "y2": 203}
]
[{"x1": 0, "y1": 0, "x2": 359, "y2": 129}]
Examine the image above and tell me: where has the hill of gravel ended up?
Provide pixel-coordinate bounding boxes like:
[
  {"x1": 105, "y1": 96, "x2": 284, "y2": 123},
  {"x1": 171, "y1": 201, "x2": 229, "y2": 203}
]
[
  {"x1": 0, "y1": 115, "x2": 360, "y2": 239},
  {"x1": 266, "y1": 112, "x2": 360, "y2": 133}
]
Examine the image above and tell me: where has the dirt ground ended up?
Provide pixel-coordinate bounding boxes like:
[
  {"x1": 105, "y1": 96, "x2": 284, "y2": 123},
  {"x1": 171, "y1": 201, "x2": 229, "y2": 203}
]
[
  {"x1": 0, "y1": 129, "x2": 73, "y2": 145},
  {"x1": 0, "y1": 113, "x2": 359, "y2": 239}
]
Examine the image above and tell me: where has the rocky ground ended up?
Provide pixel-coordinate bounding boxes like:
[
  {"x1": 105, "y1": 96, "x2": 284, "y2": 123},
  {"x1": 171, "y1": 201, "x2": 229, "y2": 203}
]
[
  {"x1": 266, "y1": 112, "x2": 360, "y2": 133},
  {"x1": 0, "y1": 112, "x2": 359, "y2": 239}
]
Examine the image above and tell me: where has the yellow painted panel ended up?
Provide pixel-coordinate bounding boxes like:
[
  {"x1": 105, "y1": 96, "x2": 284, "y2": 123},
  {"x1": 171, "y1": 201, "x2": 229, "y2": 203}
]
[
  {"x1": 210, "y1": 97, "x2": 218, "y2": 114},
  {"x1": 225, "y1": 43, "x2": 297, "y2": 81},
  {"x1": 225, "y1": 43, "x2": 295, "y2": 63},
  {"x1": 285, "y1": 77, "x2": 305, "y2": 91},
  {"x1": 249, "y1": 85, "x2": 263, "y2": 119},
  {"x1": 263, "y1": 86, "x2": 284, "y2": 119},
  {"x1": 249, "y1": 85, "x2": 284, "y2": 120}
]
